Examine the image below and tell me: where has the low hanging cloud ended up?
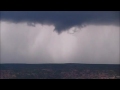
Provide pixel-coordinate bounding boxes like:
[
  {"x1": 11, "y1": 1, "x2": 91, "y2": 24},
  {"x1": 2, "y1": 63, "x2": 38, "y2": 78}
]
[
  {"x1": 1, "y1": 11, "x2": 120, "y2": 33},
  {"x1": 1, "y1": 21, "x2": 119, "y2": 64}
]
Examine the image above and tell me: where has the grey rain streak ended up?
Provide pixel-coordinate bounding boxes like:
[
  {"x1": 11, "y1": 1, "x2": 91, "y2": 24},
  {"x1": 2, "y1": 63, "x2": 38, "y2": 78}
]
[{"x1": 1, "y1": 11, "x2": 120, "y2": 33}]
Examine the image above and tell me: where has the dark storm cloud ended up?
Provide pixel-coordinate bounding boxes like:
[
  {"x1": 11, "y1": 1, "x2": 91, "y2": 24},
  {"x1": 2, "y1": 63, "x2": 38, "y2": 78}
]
[{"x1": 1, "y1": 11, "x2": 119, "y2": 33}]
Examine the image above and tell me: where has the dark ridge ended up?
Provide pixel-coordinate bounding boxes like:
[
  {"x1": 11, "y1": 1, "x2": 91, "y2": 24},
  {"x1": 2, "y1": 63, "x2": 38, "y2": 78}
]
[{"x1": 0, "y1": 63, "x2": 120, "y2": 70}]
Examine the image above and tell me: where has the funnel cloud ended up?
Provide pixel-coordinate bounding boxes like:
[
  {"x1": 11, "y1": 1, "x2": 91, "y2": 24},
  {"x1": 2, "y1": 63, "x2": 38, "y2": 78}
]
[{"x1": 1, "y1": 11, "x2": 119, "y2": 33}]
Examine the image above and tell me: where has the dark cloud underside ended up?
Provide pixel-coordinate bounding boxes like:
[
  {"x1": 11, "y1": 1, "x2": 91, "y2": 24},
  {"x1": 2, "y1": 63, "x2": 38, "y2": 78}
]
[{"x1": 1, "y1": 11, "x2": 120, "y2": 33}]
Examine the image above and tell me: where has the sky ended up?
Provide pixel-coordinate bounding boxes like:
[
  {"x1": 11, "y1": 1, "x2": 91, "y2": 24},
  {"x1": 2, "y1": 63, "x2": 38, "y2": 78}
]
[{"x1": 0, "y1": 11, "x2": 120, "y2": 64}]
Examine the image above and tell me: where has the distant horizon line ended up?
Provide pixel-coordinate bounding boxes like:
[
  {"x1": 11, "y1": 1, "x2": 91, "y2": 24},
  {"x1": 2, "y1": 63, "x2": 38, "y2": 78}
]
[{"x1": 0, "y1": 63, "x2": 120, "y2": 65}]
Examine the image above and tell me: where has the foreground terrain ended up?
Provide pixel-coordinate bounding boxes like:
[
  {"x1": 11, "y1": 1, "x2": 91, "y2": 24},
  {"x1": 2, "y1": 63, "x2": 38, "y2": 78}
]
[{"x1": 0, "y1": 64, "x2": 120, "y2": 79}]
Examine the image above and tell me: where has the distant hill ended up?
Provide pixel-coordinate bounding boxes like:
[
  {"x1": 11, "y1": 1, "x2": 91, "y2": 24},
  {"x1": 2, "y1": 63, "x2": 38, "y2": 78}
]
[
  {"x1": 0, "y1": 63, "x2": 120, "y2": 70},
  {"x1": 0, "y1": 64, "x2": 120, "y2": 79}
]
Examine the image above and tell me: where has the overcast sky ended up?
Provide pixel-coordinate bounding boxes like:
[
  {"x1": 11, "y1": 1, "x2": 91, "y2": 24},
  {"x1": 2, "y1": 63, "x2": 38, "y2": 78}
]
[{"x1": 0, "y1": 11, "x2": 120, "y2": 64}]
